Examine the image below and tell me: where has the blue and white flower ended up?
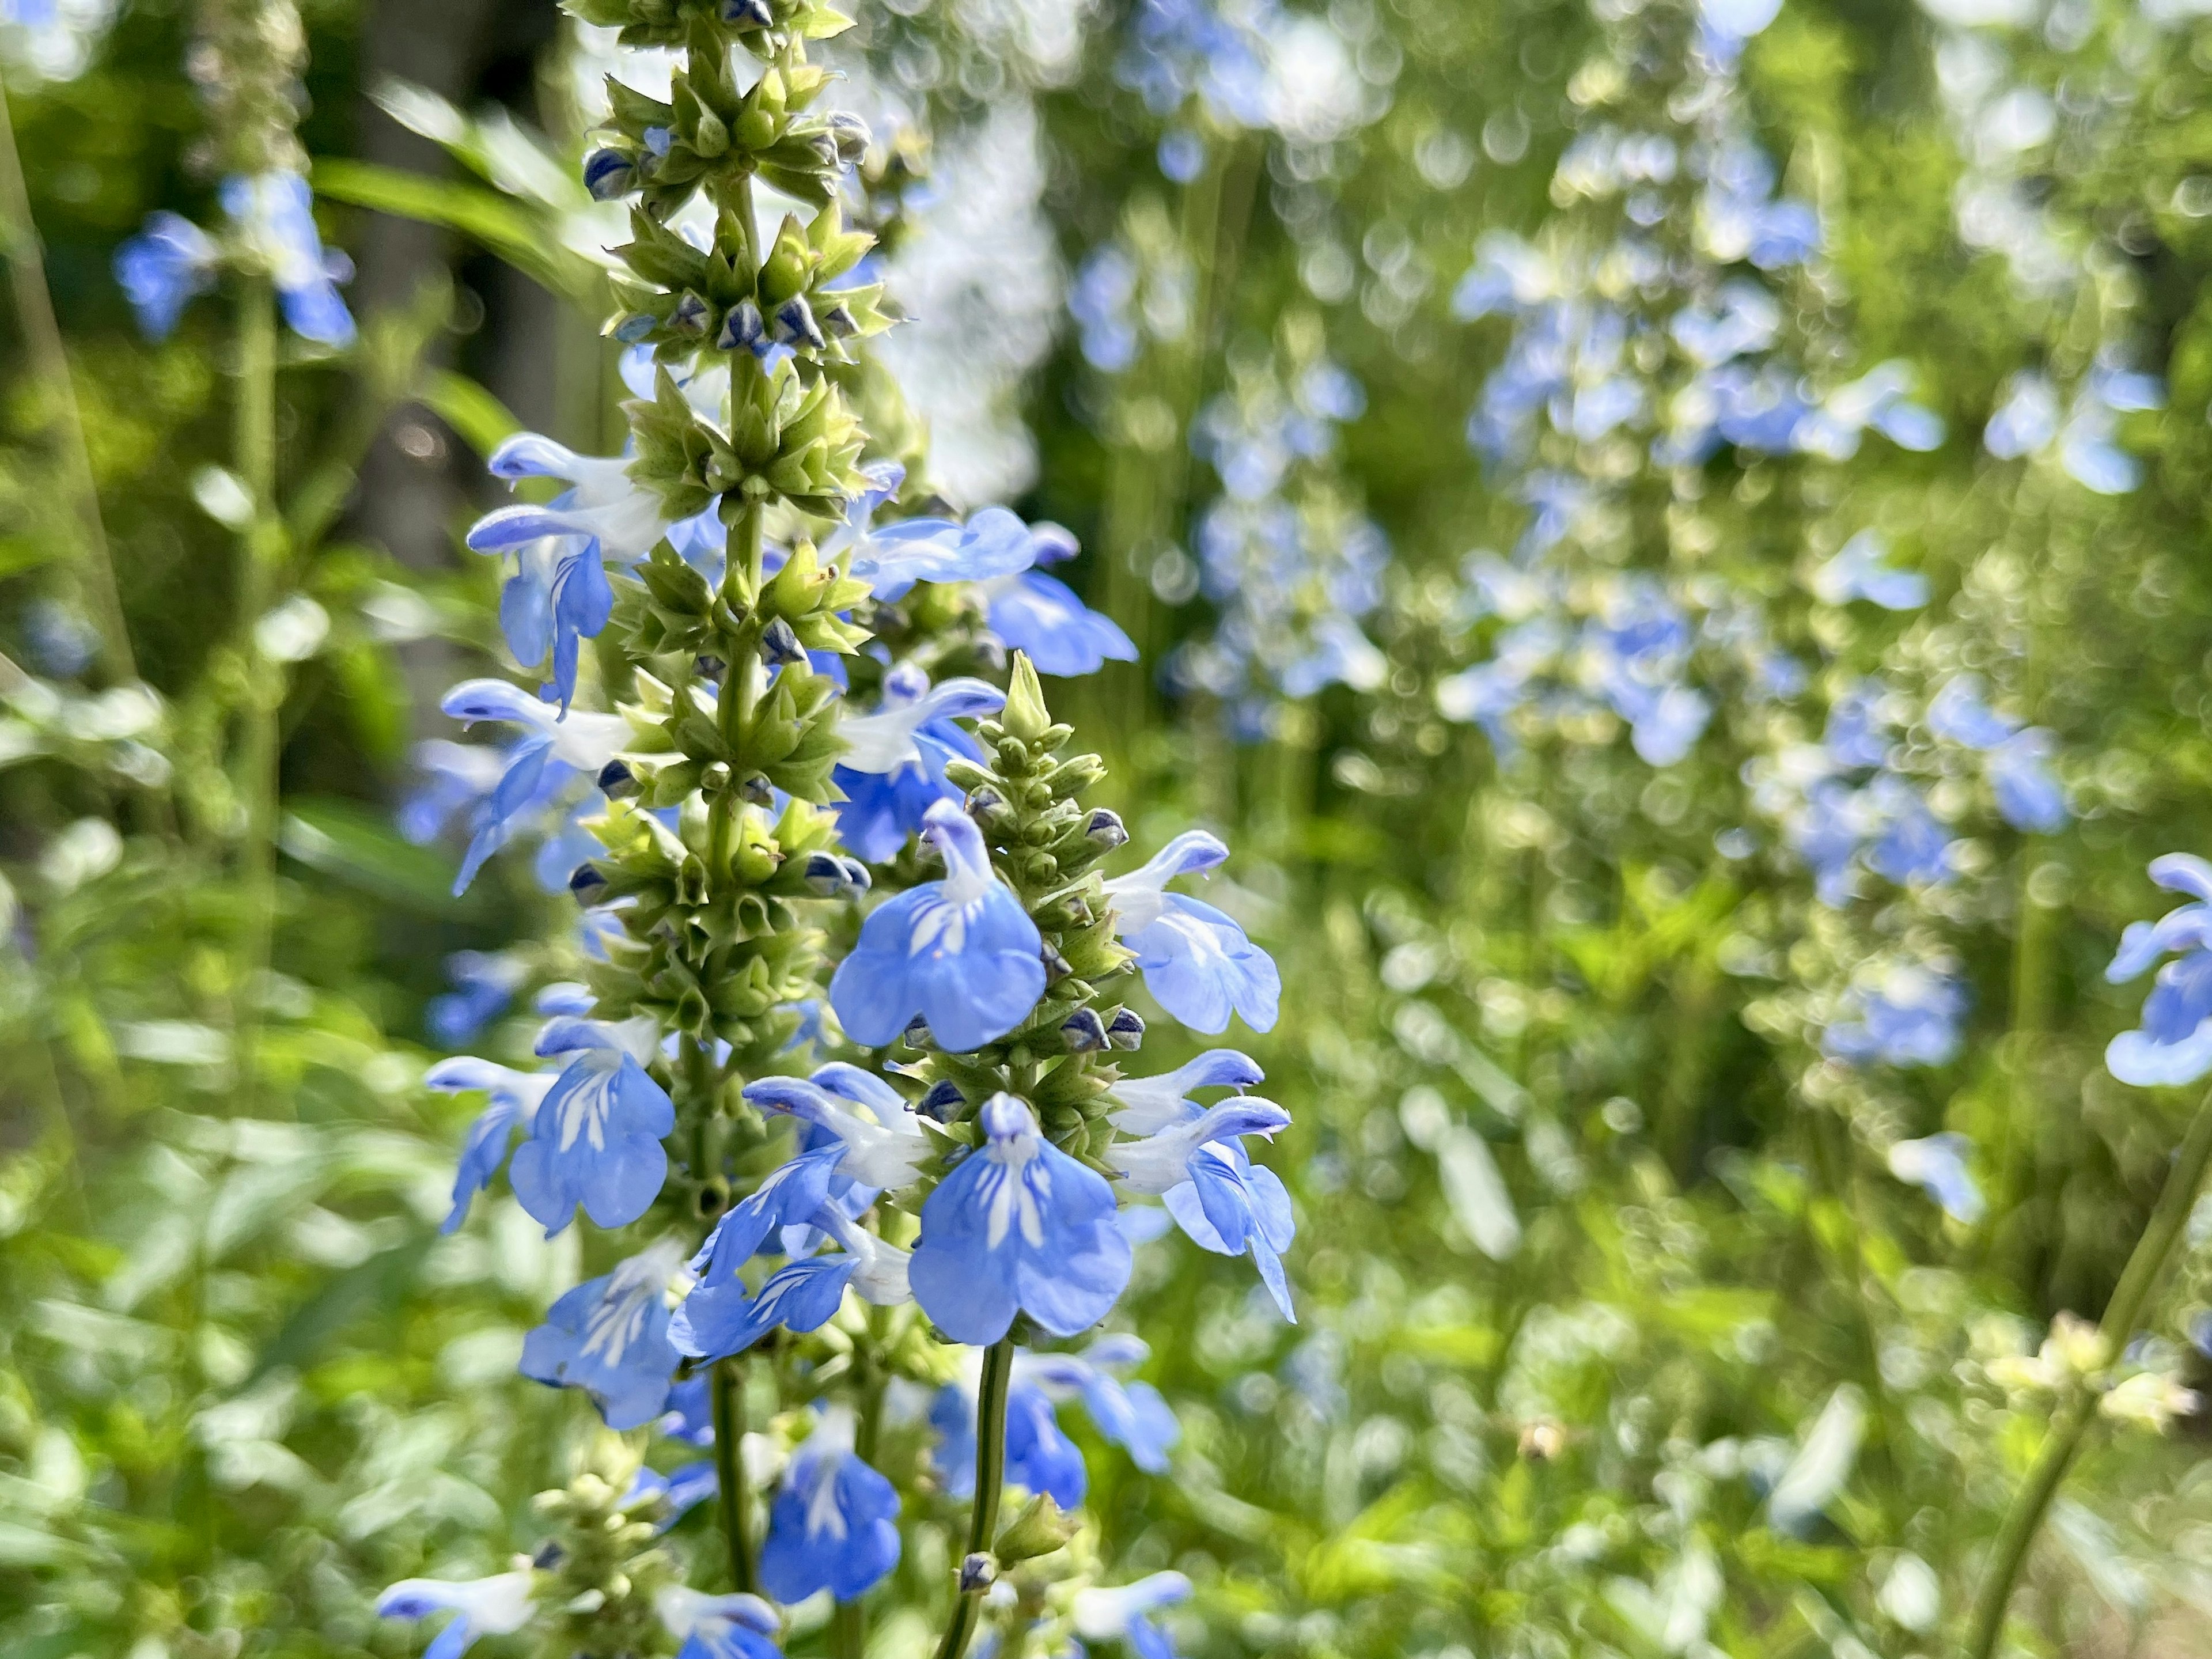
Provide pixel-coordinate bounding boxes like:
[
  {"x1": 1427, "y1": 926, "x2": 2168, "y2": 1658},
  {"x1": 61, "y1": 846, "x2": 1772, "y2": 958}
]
[
  {"x1": 113, "y1": 213, "x2": 218, "y2": 340},
  {"x1": 1108, "y1": 1099, "x2": 1296, "y2": 1320},
  {"x1": 2105, "y1": 854, "x2": 2212, "y2": 1087},
  {"x1": 467, "y1": 434, "x2": 683, "y2": 707},
  {"x1": 1823, "y1": 965, "x2": 1968, "y2": 1069},
  {"x1": 930, "y1": 1335, "x2": 1180, "y2": 1505},
  {"x1": 1071, "y1": 1572, "x2": 1193, "y2": 1659},
  {"x1": 828, "y1": 798, "x2": 1047, "y2": 1052},
  {"x1": 654, "y1": 1586, "x2": 783, "y2": 1659},
  {"x1": 518, "y1": 1241, "x2": 685, "y2": 1429},
  {"x1": 1108, "y1": 1048, "x2": 1265, "y2": 1134},
  {"x1": 625, "y1": 1460, "x2": 720, "y2": 1531},
  {"x1": 376, "y1": 1569, "x2": 536, "y2": 1659},
  {"x1": 116, "y1": 172, "x2": 356, "y2": 346},
  {"x1": 832, "y1": 670, "x2": 1004, "y2": 862},
  {"x1": 438, "y1": 680, "x2": 628, "y2": 893},
  {"x1": 758, "y1": 1406, "x2": 902, "y2": 1605},
  {"x1": 819, "y1": 465, "x2": 1037, "y2": 601},
  {"x1": 973, "y1": 525, "x2": 1137, "y2": 679},
  {"x1": 426, "y1": 949, "x2": 528, "y2": 1048},
  {"x1": 1887, "y1": 1132, "x2": 1985, "y2": 1224},
  {"x1": 511, "y1": 1014, "x2": 675, "y2": 1235},
  {"x1": 1103, "y1": 832, "x2": 1280, "y2": 1035},
  {"x1": 424, "y1": 1055, "x2": 559, "y2": 1233},
  {"x1": 743, "y1": 1064, "x2": 934, "y2": 1191},
  {"x1": 908, "y1": 1093, "x2": 1132, "y2": 1345}
]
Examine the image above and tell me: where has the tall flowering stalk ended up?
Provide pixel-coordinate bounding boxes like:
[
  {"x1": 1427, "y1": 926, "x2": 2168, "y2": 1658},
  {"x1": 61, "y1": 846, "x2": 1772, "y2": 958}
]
[{"x1": 381, "y1": 5, "x2": 1290, "y2": 1656}]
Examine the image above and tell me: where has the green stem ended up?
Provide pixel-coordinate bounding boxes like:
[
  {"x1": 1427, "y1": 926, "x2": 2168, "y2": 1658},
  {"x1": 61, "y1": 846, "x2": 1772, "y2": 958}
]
[
  {"x1": 230, "y1": 278, "x2": 282, "y2": 1120},
  {"x1": 711, "y1": 1357, "x2": 758, "y2": 1596},
  {"x1": 934, "y1": 1335, "x2": 1015, "y2": 1659},
  {"x1": 0, "y1": 73, "x2": 135, "y2": 683},
  {"x1": 1964, "y1": 1087, "x2": 2212, "y2": 1659}
]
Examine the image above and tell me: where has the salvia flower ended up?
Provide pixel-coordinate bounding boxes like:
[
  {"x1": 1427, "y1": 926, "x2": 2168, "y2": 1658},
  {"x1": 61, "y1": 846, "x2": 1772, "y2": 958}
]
[
  {"x1": 828, "y1": 798, "x2": 1047, "y2": 1052},
  {"x1": 437, "y1": 680, "x2": 628, "y2": 893},
  {"x1": 511, "y1": 1014, "x2": 675, "y2": 1235},
  {"x1": 1823, "y1": 965, "x2": 1968, "y2": 1069},
  {"x1": 116, "y1": 172, "x2": 355, "y2": 346},
  {"x1": 930, "y1": 1336, "x2": 1180, "y2": 1504},
  {"x1": 626, "y1": 1460, "x2": 721, "y2": 1531},
  {"x1": 376, "y1": 1570, "x2": 537, "y2": 1659},
  {"x1": 426, "y1": 949, "x2": 528, "y2": 1048},
  {"x1": 467, "y1": 434, "x2": 681, "y2": 706},
  {"x1": 518, "y1": 1240, "x2": 685, "y2": 1429},
  {"x1": 112, "y1": 213, "x2": 218, "y2": 340},
  {"x1": 758, "y1": 1406, "x2": 902, "y2": 1605},
  {"x1": 1887, "y1": 1132, "x2": 1986, "y2": 1224},
  {"x1": 1109, "y1": 1048, "x2": 1266, "y2": 1134},
  {"x1": 974, "y1": 525, "x2": 1139, "y2": 678},
  {"x1": 743, "y1": 1063, "x2": 934, "y2": 1190},
  {"x1": 908, "y1": 1093, "x2": 1132, "y2": 1344},
  {"x1": 423, "y1": 1056, "x2": 559, "y2": 1233},
  {"x1": 2105, "y1": 854, "x2": 2212, "y2": 1086},
  {"x1": 1071, "y1": 1572, "x2": 1194, "y2": 1659},
  {"x1": 654, "y1": 1586, "x2": 783, "y2": 1659},
  {"x1": 1103, "y1": 831, "x2": 1280, "y2": 1034},
  {"x1": 832, "y1": 669, "x2": 1005, "y2": 862}
]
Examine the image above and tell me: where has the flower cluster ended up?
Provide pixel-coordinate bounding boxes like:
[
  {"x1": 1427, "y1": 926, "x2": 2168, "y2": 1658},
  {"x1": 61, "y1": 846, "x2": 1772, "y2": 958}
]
[{"x1": 376, "y1": 3, "x2": 1291, "y2": 1654}]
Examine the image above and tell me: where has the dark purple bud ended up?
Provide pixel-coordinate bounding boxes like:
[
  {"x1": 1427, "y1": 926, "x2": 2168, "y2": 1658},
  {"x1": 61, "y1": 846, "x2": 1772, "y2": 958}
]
[
  {"x1": 531, "y1": 1540, "x2": 568, "y2": 1571},
  {"x1": 1061, "y1": 1007, "x2": 1108, "y2": 1052},
  {"x1": 902, "y1": 1014, "x2": 937, "y2": 1051},
  {"x1": 1084, "y1": 808, "x2": 1128, "y2": 849},
  {"x1": 773, "y1": 294, "x2": 826, "y2": 351},
  {"x1": 670, "y1": 291, "x2": 711, "y2": 337},
  {"x1": 737, "y1": 773, "x2": 776, "y2": 808},
  {"x1": 583, "y1": 149, "x2": 637, "y2": 202},
  {"x1": 762, "y1": 616, "x2": 806, "y2": 665},
  {"x1": 958, "y1": 1554, "x2": 996, "y2": 1594},
  {"x1": 720, "y1": 0, "x2": 773, "y2": 22},
  {"x1": 822, "y1": 302, "x2": 859, "y2": 339},
  {"x1": 694, "y1": 654, "x2": 728, "y2": 684},
  {"x1": 918, "y1": 1080, "x2": 964, "y2": 1122},
  {"x1": 1105, "y1": 1007, "x2": 1146, "y2": 1050},
  {"x1": 826, "y1": 111, "x2": 872, "y2": 165},
  {"x1": 717, "y1": 297, "x2": 767, "y2": 355},
  {"x1": 568, "y1": 862, "x2": 609, "y2": 903},
  {"x1": 597, "y1": 759, "x2": 638, "y2": 800},
  {"x1": 803, "y1": 850, "x2": 865, "y2": 898}
]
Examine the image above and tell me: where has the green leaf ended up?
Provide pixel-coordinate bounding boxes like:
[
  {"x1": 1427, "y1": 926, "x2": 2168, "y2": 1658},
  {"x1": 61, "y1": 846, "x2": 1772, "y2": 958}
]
[
  {"x1": 310, "y1": 158, "x2": 597, "y2": 298},
  {"x1": 247, "y1": 1233, "x2": 437, "y2": 1385},
  {"x1": 280, "y1": 796, "x2": 469, "y2": 912},
  {"x1": 419, "y1": 369, "x2": 525, "y2": 461}
]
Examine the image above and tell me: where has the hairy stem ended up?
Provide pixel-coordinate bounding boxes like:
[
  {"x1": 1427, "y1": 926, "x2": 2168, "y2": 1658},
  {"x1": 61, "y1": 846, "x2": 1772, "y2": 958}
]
[
  {"x1": 711, "y1": 1357, "x2": 758, "y2": 1596},
  {"x1": 935, "y1": 1335, "x2": 1016, "y2": 1659},
  {"x1": 1964, "y1": 1086, "x2": 2212, "y2": 1659},
  {"x1": 0, "y1": 74, "x2": 135, "y2": 682}
]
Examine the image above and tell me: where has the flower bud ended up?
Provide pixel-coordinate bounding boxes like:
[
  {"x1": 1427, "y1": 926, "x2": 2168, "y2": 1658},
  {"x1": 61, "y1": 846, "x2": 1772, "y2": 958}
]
[
  {"x1": 531, "y1": 1539, "x2": 567, "y2": 1570},
  {"x1": 902, "y1": 1014, "x2": 937, "y2": 1051},
  {"x1": 918, "y1": 1080, "x2": 964, "y2": 1122},
  {"x1": 694, "y1": 654, "x2": 728, "y2": 684},
  {"x1": 720, "y1": 0, "x2": 773, "y2": 22},
  {"x1": 669, "y1": 291, "x2": 711, "y2": 338},
  {"x1": 717, "y1": 298, "x2": 767, "y2": 356},
  {"x1": 1105, "y1": 1007, "x2": 1146, "y2": 1050},
  {"x1": 1084, "y1": 807, "x2": 1128, "y2": 849},
  {"x1": 761, "y1": 617, "x2": 806, "y2": 665},
  {"x1": 1061, "y1": 1007, "x2": 1108, "y2": 1052},
  {"x1": 597, "y1": 759, "x2": 638, "y2": 800},
  {"x1": 826, "y1": 111, "x2": 872, "y2": 165},
  {"x1": 773, "y1": 294, "x2": 827, "y2": 351},
  {"x1": 1002, "y1": 651, "x2": 1051, "y2": 744},
  {"x1": 957, "y1": 1553, "x2": 997, "y2": 1594},
  {"x1": 568, "y1": 863, "x2": 609, "y2": 903},
  {"x1": 737, "y1": 773, "x2": 776, "y2": 808},
  {"x1": 582, "y1": 149, "x2": 636, "y2": 201}
]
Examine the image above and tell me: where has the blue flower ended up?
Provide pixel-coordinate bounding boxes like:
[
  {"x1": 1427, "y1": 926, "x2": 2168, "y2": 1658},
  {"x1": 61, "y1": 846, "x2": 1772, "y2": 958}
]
[
  {"x1": 222, "y1": 172, "x2": 357, "y2": 346},
  {"x1": 2105, "y1": 854, "x2": 2212, "y2": 1087},
  {"x1": 518, "y1": 1242, "x2": 684, "y2": 1429},
  {"x1": 438, "y1": 680, "x2": 628, "y2": 893},
  {"x1": 759, "y1": 1407, "x2": 902, "y2": 1605},
  {"x1": 657, "y1": 1373, "x2": 716, "y2": 1445},
  {"x1": 981, "y1": 568, "x2": 1139, "y2": 680},
  {"x1": 1988, "y1": 729, "x2": 2067, "y2": 834},
  {"x1": 113, "y1": 213, "x2": 217, "y2": 340},
  {"x1": 1108, "y1": 1048, "x2": 1265, "y2": 1133},
  {"x1": 376, "y1": 1570, "x2": 537, "y2": 1659},
  {"x1": 1017, "y1": 1336, "x2": 1181, "y2": 1476},
  {"x1": 624, "y1": 1459, "x2": 719, "y2": 1530},
  {"x1": 832, "y1": 669, "x2": 1004, "y2": 862},
  {"x1": 1822, "y1": 966, "x2": 1967, "y2": 1069},
  {"x1": 467, "y1": 434, "x2": 680, "y2": 707},
  {"x1": 398, "y1": 740, "x2": 508, "y2": 847},
  {"x1": 907, "y1": 1093, "x2": 1132, "y2": 1345},
  {"x1": 654, "y1": 1588, "x2": 783, "y2": 1659},
  {"x1": 818, "y1": 465, "x2": 1037, "y2": 600},
  {"x1": 426, "y1": 949, "x2": 528, "y2": 1047},
  {"x1": 1108, "y1": 1100, "x2": 1297, "y2": 1320},
  {"x1": 1103, "y1": 832, "x2": 1279, "y2": 1035},
  {"x1": 930, "y1": 1337, "x2": 1180, "y2": 1504},
  {"x1": 672, "y1": 1253, "x2": 859, "y2": 1361},
  {"x1": 669, "y1": 1145, "x2": 843, "y2": 1358},
  {"x1": 1887, "y1": 1133, "x2": 1985, "y2": 1224},
  {"x1": 424, "y1": 1056, "x2": 558, "y2": 1233},
  {"x1": 1071, "y1": 1573, "x2": 1193, "y2": 1659},
  {"x1": 510, "y1": 1014, "x2": 675, "y2": 1236},
  {"x1": 743, "y1": 1064, "x2": 934, "y2": 1191},
  {"x1": 1811, "y1": 531, "x2": 1928, "y2": 611},
  {"x1": 828, "y1": 799, "x2": 1047, "y2": 1052}
]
